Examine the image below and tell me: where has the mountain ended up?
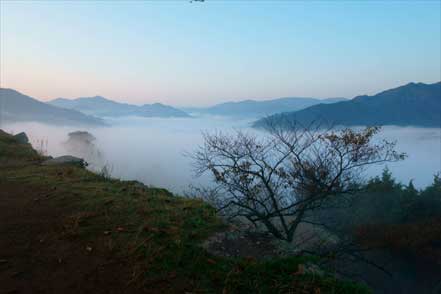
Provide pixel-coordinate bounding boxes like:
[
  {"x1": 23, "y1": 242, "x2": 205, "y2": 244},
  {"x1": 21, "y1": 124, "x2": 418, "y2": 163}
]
[
  {"x1": 137, "y1": 103, "x2": 190, "y2": 117},
  {"x1": 49, "y1": 96, "x2": 190, "y2": 118},
  {"x1": 0, "y1": 88, "x2": 105, "y2": 126},
  {"x1": 253, "y1": 82, "x2": 441, "y2": 128},
  {"x1": 182, "y1": 97, "x2": 347, "y2": 118}
]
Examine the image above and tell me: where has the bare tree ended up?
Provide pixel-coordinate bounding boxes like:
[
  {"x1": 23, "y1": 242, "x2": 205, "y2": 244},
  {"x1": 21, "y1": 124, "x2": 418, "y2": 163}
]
[{"x1": 191, "y1": 121, "x2": 405, "y2": 242}]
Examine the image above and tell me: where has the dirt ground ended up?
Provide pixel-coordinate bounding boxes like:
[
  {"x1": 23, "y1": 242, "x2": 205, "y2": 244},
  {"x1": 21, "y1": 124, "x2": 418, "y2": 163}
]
[{"x1": 0, "y1": 182, "x2": 135, "y2": 294}]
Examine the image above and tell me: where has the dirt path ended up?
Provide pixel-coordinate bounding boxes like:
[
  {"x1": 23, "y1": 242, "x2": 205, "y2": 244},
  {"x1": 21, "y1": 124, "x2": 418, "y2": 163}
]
[{"x1": 0, "y1": 181, "x2": 134, "y2": 294}]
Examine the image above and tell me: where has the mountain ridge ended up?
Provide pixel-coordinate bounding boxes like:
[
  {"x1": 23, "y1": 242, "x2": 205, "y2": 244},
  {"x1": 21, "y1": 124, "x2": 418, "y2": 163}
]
[
  {"x1": 181, "y1": 97, "x2": 347, "y2": 118},
  {"x1": 0, "y1": 88, "x2": 105, "y2": 126},
  {"x1": 49, "y1": 96, "x2": 190, "y2": 118},
  {"x1": 253, "y1": 82, "x2": 441, "y2": 128}
]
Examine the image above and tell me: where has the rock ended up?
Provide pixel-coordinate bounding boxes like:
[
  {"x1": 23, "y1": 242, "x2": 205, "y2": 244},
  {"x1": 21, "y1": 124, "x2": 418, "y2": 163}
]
[
  {"x1": 42, "y1": 156, "x2": 87, "y2": 168},
  {"x1": 13, "y1": 132, "x2": 29, "y2": 144},
  {"x1": 304, "y1": 263, "x2": 324, "y2": 276}
]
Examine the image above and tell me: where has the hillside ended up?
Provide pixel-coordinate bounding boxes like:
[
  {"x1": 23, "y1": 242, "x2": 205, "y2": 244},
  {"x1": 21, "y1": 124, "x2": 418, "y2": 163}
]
[
  {"x1": 50, "y1": 96, "x2": 190, "y2": 118},
  {"x1": 0, "y1": 129, "x2": 368, "y2": 294},
  {"x1": 183, "y1": 97, "x2": 347, "y2": 118},
  {"x1": 0, "y1": 88, "x2": 105, "y2": 126},
  {"x1": 254, "y1": 82, "x2": 441, "y2": 128}
]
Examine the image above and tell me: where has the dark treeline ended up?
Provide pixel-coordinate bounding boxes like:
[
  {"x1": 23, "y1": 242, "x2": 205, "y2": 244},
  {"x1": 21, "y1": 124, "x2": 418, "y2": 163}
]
[
  {"x1": 362, "y1": 170, "x2": 440, "y2": 223},
  {"x1": 329, "y1": 169, "x2": 441, "y2": 224},
  {"x1": 318, "y1": 169, "x2": 441, "y2": 267}
]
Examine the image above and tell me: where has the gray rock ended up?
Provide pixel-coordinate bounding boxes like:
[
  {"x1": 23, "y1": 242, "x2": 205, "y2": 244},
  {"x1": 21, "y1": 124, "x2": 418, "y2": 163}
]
[
  {"x1": 304, "y1": 262, "x2": 324, "y2": 276},
  {"x1": 42, "y1": 156, "x2": 87, "y2": 168},
  {"x1": 14, "y1": 132, "x2": 29, "y2": 144}
]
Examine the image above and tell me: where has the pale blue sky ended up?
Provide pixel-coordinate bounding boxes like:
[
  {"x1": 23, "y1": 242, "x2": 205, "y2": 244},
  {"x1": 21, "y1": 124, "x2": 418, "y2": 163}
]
[{"x1": 1, "y1": 1, "x2": 440, "y2": 106}]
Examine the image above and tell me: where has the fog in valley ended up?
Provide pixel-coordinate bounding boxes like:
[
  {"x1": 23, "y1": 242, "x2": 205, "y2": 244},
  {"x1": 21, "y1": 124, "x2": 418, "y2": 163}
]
[{"x1": 4, "y1": 117, "x2": 441, "y2": 193}]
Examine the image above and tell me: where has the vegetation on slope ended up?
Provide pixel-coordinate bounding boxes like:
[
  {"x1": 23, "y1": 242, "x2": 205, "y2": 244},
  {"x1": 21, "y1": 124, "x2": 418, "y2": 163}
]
[
  {"x1": 351, "y1": 170, "x2": 441, "y2": 267},
  {"x1": 0, "y1": 129, "x2": 369, "y2": 293}
]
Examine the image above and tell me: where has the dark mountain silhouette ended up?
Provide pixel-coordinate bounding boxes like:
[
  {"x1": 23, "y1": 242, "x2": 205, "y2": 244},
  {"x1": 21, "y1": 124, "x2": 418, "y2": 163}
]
[
  {"x1": 182, "y1": 97, "x2": 347, "y2": 118},
  {"x1": 50, "y1": 96, "x2": 190, "y2": 118},
  {"x1": 254, "y1": 82, "x2": 441, "y2": 128},
  {"x1": 0, "y1": 88, "x2": 105, "y2": 126}
]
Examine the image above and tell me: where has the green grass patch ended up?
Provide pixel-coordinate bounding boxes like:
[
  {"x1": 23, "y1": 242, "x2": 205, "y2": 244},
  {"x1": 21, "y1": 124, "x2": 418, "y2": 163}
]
[{"x1": 0, "y1": 130, "x2": 370, "y2": 293}]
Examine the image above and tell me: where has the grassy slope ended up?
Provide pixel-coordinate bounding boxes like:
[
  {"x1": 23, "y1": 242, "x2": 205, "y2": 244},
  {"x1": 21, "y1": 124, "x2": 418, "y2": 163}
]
[{"x1": 0, "y1": 130, "x2": 370, "y2": 293}]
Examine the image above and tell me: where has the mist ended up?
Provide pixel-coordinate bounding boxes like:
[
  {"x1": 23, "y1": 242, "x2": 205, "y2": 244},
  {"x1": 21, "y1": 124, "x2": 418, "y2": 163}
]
[{"x1": 4, "y1": 117, "x2": 441, "y2": 193}]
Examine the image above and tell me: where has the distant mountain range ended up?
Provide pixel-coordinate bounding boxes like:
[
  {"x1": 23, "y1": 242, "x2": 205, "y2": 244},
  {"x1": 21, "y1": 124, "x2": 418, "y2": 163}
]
[
  {"x1": 3, "y1": 82, "x2": 439, "y2": 128},
  {"x1": 253, "y1": 82, "x2": 441, "y2": 128},
  {"x1": 181, "y1": 97, "x2": 347, "y2": 118},
  {"x1": 0, "y1": 88, "x2": 105, "y2": 126},
  {"x1": 49, "y1": 96, "x2": 190, "y2": 118}
]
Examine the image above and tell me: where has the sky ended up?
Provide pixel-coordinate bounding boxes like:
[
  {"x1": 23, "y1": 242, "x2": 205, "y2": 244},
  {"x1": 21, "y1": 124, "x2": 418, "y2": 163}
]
[{"x1": 0, "y1": 1, "x2": 440, "y2": 107}]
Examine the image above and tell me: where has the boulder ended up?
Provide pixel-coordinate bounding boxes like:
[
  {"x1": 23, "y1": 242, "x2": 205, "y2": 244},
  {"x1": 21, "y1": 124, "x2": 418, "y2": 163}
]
[
  {"x1": 14, "y1": 132, "x2": 29, "y2": 144},
  {"x1": 304, "y1": 262, "x2": 324, "y2": 276},
  {"x1": 42, "y1": 156, "x2": 87, "y2": 168}
]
